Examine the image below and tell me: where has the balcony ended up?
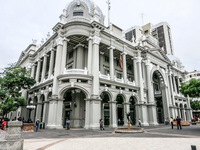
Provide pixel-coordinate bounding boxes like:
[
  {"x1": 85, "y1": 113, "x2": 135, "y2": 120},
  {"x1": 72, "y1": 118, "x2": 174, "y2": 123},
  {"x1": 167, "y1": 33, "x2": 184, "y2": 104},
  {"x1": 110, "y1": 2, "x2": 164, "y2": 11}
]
[
  {"x1": 144, "y1": 35, "x2": 159, "y2": 47},
  {"x1": 64, "y1": 68, "x2": 88, "y2": 75}
]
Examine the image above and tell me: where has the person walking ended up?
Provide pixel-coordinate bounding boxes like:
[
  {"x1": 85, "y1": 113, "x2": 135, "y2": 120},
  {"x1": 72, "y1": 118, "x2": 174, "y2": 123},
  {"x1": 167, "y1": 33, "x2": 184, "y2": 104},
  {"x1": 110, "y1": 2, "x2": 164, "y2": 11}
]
[
  {"x1": 1, "y1": 119, "x2": 6, "y2": 130},
  {"x1": 99, "y1": 119, "x2": 101, "y2": 130},
  {"x1": 100, "y1": 119, "x2": 104, "y2": 130},
  {"x1": 176, "y1": 116, "x2": 182, "y2": 130},
  {"x1": 66, "y1": 119, "x2": 70, "y2": 130},
  {"x1": 138, "y1": 119, "x2": 142, "y2": 127},
  {"x1": 35, "y1": 119, "x2": 40, "y2": 132},
  {"x1": 170, "y1": 117, "x2": 174, "y2": 129}
]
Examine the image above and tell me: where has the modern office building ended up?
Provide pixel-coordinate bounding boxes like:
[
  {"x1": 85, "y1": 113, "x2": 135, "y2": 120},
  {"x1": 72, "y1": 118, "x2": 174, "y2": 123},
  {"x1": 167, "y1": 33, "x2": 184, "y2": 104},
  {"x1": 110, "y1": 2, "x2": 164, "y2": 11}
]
[{"x1": 12, "y1": 0, "x2": 192, "y2": 129}]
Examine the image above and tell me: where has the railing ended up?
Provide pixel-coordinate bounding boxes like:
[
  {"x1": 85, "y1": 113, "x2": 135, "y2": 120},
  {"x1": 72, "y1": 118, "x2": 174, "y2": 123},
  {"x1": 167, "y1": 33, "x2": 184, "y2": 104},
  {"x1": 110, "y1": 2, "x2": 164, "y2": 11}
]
[
  {"x1": 127, "y1": 80, "x2": 136, "y2": 86},
  {"x1": 115, "y1": 77, "x2": 124, "y2": 83},
  {"x1": 144, "y1": 35, "x2": 159, "y2": 47},
  {"x1": 155, "y1": 91, "x2": 161, "y2": 95},
  {"x1": 99, "y1": 73, "x2": 110, "y2": 80},
  {"x1": 64, "y1": 68, "x2": 88, "y2": 75}
]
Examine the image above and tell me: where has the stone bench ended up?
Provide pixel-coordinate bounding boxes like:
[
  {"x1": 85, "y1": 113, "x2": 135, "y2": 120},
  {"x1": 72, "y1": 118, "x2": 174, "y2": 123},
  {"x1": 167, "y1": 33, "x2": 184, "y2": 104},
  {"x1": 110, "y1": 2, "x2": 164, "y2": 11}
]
[{"x1": 173, "y1": 121, "x2": 190, "y2": 126}]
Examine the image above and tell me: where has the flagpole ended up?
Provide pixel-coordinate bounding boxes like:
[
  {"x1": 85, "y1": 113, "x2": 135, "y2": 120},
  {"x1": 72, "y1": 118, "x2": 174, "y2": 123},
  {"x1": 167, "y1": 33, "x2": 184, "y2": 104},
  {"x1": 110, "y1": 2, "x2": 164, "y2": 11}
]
[{"x1": 106, "y1": 0, "x2": 111, "y2": 27}]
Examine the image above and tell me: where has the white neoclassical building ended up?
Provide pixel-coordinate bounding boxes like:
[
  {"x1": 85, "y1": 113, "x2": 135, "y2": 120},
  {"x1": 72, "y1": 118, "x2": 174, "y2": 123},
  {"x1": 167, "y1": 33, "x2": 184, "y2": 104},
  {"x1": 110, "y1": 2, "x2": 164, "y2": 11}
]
[{"x1": 14, "y1": 0, "x2": 192, "y2": 129}]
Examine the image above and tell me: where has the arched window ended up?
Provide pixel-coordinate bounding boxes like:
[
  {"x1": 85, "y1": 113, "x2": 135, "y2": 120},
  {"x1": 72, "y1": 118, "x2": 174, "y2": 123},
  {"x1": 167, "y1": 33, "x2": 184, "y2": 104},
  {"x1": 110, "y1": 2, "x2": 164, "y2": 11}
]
[{"x1": 73, "y1": 5, "x2": 83, "y2": 16}]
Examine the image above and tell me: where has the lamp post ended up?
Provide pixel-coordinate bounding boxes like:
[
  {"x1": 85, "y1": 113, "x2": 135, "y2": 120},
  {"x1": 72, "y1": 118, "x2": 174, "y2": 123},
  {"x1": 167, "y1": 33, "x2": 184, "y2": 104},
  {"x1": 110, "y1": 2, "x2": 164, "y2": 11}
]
[{"x1": 26, "y1": 100, "x2": 36, "y2": 123}]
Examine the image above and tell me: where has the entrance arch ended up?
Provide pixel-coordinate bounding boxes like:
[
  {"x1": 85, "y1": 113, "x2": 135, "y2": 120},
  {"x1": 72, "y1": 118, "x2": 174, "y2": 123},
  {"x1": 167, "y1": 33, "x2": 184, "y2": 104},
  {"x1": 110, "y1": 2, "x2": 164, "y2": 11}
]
[
  {"x1": 100, "y1": 92, "x2": 110, "y2": 126},
  {"x1": 63, "y1": 88, "x2": 86, "y2": 128},
  {"x1": 40, "y1": 94, "x2": 45, "y2": 122},
  {"x1": 129, "y1": 96, "x2": 136, "y2": 125},
  {"x1": 153, "y1": 71, "x2": 164, "y2": 123},
  {"x1": 116, "y1": 95, "x2": 124, "y2": 126}
]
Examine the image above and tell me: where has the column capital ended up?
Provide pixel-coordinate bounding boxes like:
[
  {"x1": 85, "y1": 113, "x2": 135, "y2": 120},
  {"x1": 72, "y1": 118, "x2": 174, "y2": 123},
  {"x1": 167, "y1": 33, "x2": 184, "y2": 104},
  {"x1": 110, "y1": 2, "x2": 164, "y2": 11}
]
[
  {"x1": 145, "y1": 59, "x2": 151, "y2": 66},
  {"x1": 108, "y1": 46, "x2": 115, "y2": 50},
  {"x1": 93, "y1": 35, "x2": 101, "y2": 45},
  {"x1": 56, "y1": 37, "x2": 64, "y2": 46},
  {"x1": 120, "y1": 52, "x2": 127, "y2": 55},
  {"x1": 31, "y1": 63, "x2": 37, "y2": 67},
  {"x1": 87, "y1": 36, "x2": 93, "y2": 41},
  {"x1": 73, "y1": 43, "x2": 85, "y2": 49},
  {"x1": 63, "y1": 37, "x2": 70, "y2": 42},
  {"x1": 136, "y1": 56, "x2": 142, "y2": 63}
]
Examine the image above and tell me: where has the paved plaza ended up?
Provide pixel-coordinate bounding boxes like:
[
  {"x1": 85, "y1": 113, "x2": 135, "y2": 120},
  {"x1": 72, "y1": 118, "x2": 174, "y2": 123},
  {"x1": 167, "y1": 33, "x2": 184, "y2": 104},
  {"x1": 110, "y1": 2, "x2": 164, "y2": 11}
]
[{"x1": 23, "y1": 124, "x2": 200, "y2": 150}]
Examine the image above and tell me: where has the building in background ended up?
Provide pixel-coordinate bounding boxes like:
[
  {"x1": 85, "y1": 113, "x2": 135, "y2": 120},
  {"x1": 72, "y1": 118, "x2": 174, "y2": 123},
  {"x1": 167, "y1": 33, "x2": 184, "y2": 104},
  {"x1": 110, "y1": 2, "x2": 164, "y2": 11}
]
[{"x1": 8, "y1": 0, "x2": 192, "y2": 129}]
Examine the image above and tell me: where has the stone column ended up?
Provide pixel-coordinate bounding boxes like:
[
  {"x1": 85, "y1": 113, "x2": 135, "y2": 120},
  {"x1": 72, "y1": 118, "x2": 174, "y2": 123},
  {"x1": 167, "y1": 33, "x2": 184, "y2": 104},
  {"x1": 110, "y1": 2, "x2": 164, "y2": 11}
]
[
  {"x1": 35, "y1": 103, "x2": 42, "y2": 121},
  {"x1": 187, "y1": 95, "x2": 193, "y2": 120},
  {"x1": 75, "y1": 43, "x2": 85, "y2": 69},
  {"x1": 109, "y1": 101, "x2": 117, "y2": 128},
  {"x1": 108, "y1": 46, "x2": 115, "y2": 81},
  {"x1": 122, "y1": 52, "x2": 127, "y2": 83},
  {"x1": 177, "y1": 76, "x2": 180, "y2": 94},
  {"x1": 136, "y1": 52, "x2": 149, "y2": 126},
  {"x1": 46, "y1": 98, "x2": 58, "y2": 128},
  {"x1": 52, "y1": 37, "x2": 63, "y2": 95},
  {"x1": 172, "y1": 75, "x2": 178, "y2": 95},
  {"x1": 61, "y1": 38, "x2": 69, "y2": 74},
  {"x1": 56, "y1": 99, "x2": 64, "y2": 129},
  {"x1": 35, "y1": 59, "x2": 41, "y2": 83},
  {"x1": 84, "y1": 99, "x2": 90, "y2": 129},
  {"x1": 31, "y1": 64, "x2": 36, "y2": 79},
  {"x1": 91, "y1": 35, "x2": 101, "y2": 97},
  {"x1": 145, "y1": 59, "x2": 158, "y2": 125},
  {"x1": 133, "y1": 57, "x2": 138, "y2": 86},
  {"x1": 41, "y1": 54, "x2": 48, "y2": 82},
  {"x1": 87, "y1": 37, "x2": 93, "y2": 75},
  {"x1": 123, "y1": 102, "x2": 130, "y2": 126},
  {"x1": 48, "y1": 48, "x2": 55, "y2": 79}
]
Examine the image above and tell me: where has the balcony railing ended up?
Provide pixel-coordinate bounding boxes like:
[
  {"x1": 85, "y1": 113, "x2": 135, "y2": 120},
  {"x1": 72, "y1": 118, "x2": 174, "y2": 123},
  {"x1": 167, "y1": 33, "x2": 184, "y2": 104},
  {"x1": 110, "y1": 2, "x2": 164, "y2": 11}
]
[
  {"x1": 64, "y1": 68, "x2": 88, "y2": 75},
  {"x1": 115, "y1": 77, "x2": 124, "y2": 83},
  {"x1": 99, "y1": 73, "x2": 110, "y2": 80},
  {"x1": 155, "y1": 91, "x2": 161, "y2": 95},
  {"x1": 127, "y1": 80, "x2": 136, "y2": 86},
  {"x1": 144, "y1": 35, "x2": 159, "y2": 47}
]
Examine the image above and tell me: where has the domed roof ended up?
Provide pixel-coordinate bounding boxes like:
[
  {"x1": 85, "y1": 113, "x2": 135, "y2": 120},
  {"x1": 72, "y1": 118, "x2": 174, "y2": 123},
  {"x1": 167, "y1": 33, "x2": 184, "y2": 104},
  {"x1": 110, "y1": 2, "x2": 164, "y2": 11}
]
[{"x1": 60, "y1": 0, "x2": 104, "y2": 24}]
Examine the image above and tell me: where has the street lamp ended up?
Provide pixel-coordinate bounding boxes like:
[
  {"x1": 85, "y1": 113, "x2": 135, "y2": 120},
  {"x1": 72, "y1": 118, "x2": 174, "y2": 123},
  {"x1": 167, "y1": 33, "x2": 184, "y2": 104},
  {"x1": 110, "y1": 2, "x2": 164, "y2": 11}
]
[{"x1": 26, "y1": 100, "x2": 36, "y2": 123}]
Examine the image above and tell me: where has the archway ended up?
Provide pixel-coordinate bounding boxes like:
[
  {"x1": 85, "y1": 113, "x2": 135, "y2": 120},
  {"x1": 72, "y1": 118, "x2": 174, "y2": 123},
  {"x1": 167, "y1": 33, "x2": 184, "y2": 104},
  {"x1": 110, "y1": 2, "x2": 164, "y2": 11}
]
[
  {"x1": 100, "y1": 92, "x2": 110, "y2": 126},
  {"x1": 129, "y1": 96, "x2": 136, "y2": 125},
  {"x1": 63, "y1": 88, "x2": 86, "y2": 128},
  {"x1": 153, "y1": 71, "x2": 164, "y2": 123},
  {"x1": 116, "y1": 95, "x2": 124, "y2": 126}
]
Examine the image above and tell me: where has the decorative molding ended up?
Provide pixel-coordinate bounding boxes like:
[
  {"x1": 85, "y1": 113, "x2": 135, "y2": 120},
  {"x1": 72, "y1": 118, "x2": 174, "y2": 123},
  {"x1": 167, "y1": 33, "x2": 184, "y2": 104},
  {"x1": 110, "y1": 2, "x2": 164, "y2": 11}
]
[
  {"x1": 56, "y1": 37, "x2": 64, "y2": 46},
  {"x1": 93, "y1": 36, "x2": 101, "y2": 45}
]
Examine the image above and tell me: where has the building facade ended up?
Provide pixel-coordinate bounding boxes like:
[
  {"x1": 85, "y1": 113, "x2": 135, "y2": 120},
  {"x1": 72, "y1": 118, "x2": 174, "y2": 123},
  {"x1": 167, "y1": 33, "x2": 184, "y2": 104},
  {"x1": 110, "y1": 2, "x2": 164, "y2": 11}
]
[{"x1": 14, "y1": 0, "x2": 192, "y2": 129}]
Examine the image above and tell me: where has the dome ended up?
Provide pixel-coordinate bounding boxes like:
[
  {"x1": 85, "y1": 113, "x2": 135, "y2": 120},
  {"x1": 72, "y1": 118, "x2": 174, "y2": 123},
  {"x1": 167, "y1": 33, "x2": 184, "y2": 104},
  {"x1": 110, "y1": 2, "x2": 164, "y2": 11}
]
[
  {"x1": 60, "y1": 0, "x2": 104, "y2": 24},
  {"x1": 167, "y1": 54, "x2": 184, "y2": 70}
]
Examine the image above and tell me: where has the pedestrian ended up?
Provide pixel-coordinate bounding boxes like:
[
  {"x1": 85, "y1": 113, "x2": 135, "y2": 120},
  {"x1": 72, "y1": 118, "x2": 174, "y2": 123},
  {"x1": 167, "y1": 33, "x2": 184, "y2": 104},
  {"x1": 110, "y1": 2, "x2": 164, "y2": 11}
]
[
  {"x1": 170, "y1": 117, "x2": 173, "y2": 129},
  {"x1": 138, "y1": 118, "x2": 142, "y2": 127},
  {"x1": 35, "y1": 119, "x2": 40, "y2": 132},
  {"x1": 1, "y1": 119, "x2": 6, "y2": 130},
  {"x1": 176, "y1": 116, "x2": 182, "y2": 130},
  {"x1": 99, "y1": 119, "x2": 101, "y2": 130},
  {"x1": 100, "y1": 119, "x2": 104, "y2": 130},
  {"x1": 66, "y1": 119, "x2": 70, "y2": 130}
]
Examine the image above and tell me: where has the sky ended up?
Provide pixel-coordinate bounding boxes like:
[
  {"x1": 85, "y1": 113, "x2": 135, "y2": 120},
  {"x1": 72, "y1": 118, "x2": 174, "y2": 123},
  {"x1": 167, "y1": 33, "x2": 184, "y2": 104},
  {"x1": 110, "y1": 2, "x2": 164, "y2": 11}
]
[{"x1": 0, "y1": 0, "x2": 199, "y2": 72}]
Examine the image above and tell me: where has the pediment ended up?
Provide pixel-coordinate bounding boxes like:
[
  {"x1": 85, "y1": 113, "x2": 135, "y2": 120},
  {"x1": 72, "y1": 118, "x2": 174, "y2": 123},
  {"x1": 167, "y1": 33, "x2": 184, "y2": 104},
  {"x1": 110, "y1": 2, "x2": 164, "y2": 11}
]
[{"x1": 150, "y1": 48, "x2": 170, "y2": 62}]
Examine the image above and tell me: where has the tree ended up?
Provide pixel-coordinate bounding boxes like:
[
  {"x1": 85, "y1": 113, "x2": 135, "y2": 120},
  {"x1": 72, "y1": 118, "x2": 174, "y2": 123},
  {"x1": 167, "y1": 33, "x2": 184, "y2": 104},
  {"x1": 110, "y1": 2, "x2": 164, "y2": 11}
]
[
  {"x1": 180, "y1": 78, "x2": 200, "y2": 98},
  {"x1": 0, "y1": 65, "x2": 36, "y2": 117},
  {"x1": 190, "y1": 100, "x2": 200, "y2": 110},
  {"x1": 180, "y1": 78, "x2": 200, "y2": 110}
]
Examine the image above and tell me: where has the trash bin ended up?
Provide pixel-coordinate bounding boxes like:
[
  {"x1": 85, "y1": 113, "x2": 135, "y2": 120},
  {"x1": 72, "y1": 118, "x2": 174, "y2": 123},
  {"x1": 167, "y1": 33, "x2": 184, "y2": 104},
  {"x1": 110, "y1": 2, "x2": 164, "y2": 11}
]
[
  {"x1": 40, "y1": 123, "x2": 43, "y2": 129},
  {"x1": 43, "y1": 122, "x2": 45, "y2": 129}
]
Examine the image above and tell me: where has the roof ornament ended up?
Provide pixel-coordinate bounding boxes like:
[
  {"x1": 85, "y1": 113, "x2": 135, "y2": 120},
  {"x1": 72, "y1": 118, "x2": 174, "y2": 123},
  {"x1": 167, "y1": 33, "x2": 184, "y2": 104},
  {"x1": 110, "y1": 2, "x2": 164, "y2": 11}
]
[{"x1": 77, "y1": 0, "x2": 81, "y2": 6}]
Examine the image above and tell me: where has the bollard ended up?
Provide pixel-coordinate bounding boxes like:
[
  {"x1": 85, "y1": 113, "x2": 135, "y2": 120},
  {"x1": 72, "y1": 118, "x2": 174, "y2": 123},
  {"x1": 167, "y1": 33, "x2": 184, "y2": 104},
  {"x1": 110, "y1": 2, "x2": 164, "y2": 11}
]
[{"x1": 191, "y1": 145, "x2": 196, "y2": 150}]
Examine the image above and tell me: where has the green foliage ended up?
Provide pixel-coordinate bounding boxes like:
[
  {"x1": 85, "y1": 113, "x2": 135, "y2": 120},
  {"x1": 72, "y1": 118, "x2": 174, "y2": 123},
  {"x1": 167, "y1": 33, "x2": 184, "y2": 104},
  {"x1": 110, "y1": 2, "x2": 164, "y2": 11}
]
[
  {"x1": 180, "y1": 78, "x2": 200, "y2": 98},
  {"x1": 0, "y1": 65, "x2": 36, "y2": 116},
  {"x1": 190, "y1": 100, "x2": 200, "y2": 110}
]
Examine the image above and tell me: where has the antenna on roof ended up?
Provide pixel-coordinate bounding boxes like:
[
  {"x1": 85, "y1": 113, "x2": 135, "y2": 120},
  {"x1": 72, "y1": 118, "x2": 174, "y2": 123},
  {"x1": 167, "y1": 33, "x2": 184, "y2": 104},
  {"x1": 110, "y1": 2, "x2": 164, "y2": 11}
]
[
  {"x1": 141, "y1": 13, "x2": 144, "y2": 25},
  {"x1": 106, "y1": 0, "x2": 111, "y2": 27}
]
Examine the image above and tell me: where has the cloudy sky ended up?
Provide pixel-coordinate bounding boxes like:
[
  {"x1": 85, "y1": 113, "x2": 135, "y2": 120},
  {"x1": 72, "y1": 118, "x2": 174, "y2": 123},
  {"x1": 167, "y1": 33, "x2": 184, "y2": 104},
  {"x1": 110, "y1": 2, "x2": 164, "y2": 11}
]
[{"x1": 0, "y1": 0, "x2": 199, "y2": 72}]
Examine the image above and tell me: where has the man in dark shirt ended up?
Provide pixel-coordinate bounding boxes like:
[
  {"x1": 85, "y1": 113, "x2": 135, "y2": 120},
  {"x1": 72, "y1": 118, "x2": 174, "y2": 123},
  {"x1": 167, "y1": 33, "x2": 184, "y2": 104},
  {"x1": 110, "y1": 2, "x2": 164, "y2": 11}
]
[{"x1": 176, "y1": 116, "x2": 182, "y2": 130}]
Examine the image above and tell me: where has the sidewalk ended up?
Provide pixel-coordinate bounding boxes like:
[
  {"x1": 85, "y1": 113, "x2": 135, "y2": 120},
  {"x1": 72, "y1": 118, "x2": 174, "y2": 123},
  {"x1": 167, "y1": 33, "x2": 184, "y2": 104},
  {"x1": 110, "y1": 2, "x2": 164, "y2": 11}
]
[{"x1": 23, "y1": 124, "x2": 200, "y2": 150}]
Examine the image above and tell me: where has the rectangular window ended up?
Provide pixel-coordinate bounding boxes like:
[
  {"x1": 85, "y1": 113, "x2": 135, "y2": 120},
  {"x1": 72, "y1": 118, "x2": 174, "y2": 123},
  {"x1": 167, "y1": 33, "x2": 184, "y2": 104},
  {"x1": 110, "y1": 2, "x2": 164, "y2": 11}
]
[
  {"x1": 73, "y1": 12, "x2": 83, "y2": 16},
  {"x1": 197, "y1": 73, "x2": 200, "y2": 76},
  {"x1": 69, "y1": 51, "x2": 73, "y2": 59},
  {"x1": 117, "y1": 60, "x2": 120, "y2": 66},
  {"x1": 117, "y1": 73, "x2": 122, "y2": 79},
  {"x1": 105, "y1": 69, "x2": 110, "y2": 75},
  {"x1": 105, "y1": 56, "x2": 109, "y2": 63}
]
